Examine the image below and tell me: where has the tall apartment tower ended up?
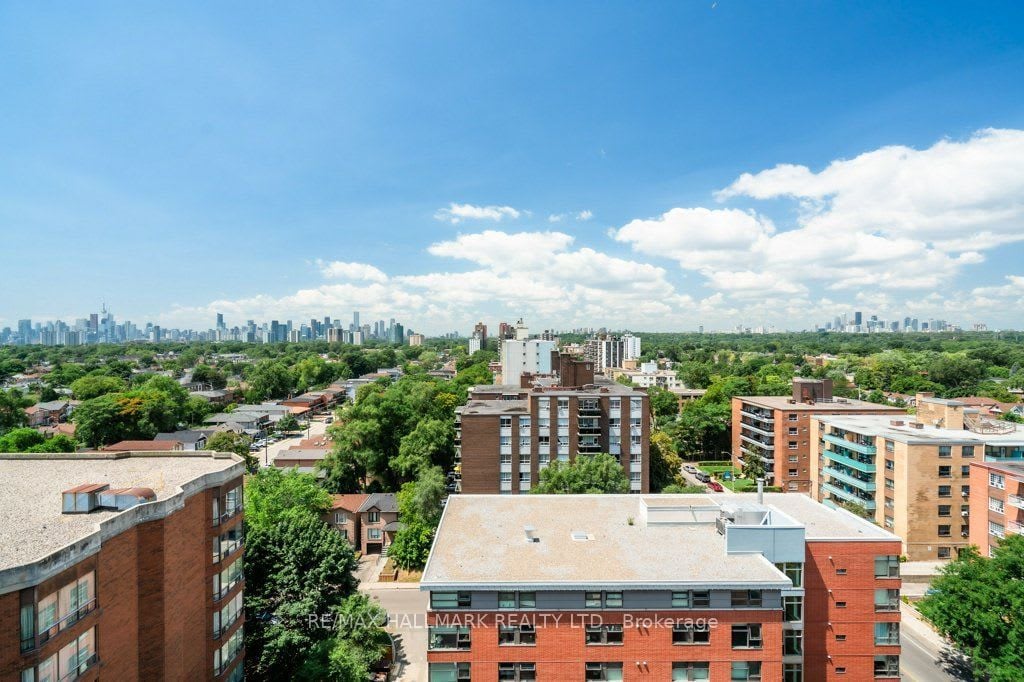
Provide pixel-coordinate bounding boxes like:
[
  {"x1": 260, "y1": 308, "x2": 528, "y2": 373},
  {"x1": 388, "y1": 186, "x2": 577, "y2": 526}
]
[
  {"x1": 732, "y1": 380, "x2": 904, "y2": 493},
  {"x1": 423, "y1": 493, "x2": 902, "y2": 681},
  {"x1": 500, "y1": 339, "x2": 556, "y2": 386},
  {"x1": 472, "y1": 322, "x2": 487, "y2": 348},
  {"x1": 0, "y1": 451, "x2": 245, "y2": 682},
  {"x1": 969, "y1": 460, "x2": 1024, "y2": 557},
  {"x1": 456, "y1": 378, "x2": 649, "y2": 495}
]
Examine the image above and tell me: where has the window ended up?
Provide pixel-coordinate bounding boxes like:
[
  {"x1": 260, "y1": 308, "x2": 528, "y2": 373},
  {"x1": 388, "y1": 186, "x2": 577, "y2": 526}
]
[
  {"x1": 939, "y1": 465, "x2": 952, "y2": 478},
  {"x1": 788, "y1": 413, "x2": 797, "y2": 421},
  {"x1": 874, "y1": 655, "x2": 900, "y2": 677},
  {"x1": 885, "y1": 441, "x2": 894, "y2": 453},
  {"x1": 990, "y1": 472, "x2": 1006, "y2": 489},
  {"x1": 788, "y1": 441, "x2": 797, "y2": 450},
  {"x1": 672, "y1": 662, "x2": 710, "y2": 681},
  {"x1": 609, "y1": 398, "x2": 621, "y2": 411},
  {"x1": 938, "y1": 505, "x2": 951, "y2": 517},
  {"x1": 691, "y1": 590, "x2": 710, "y2": 607},
  {"x1": 430, "y1": 591, "x2": 470, "y2": 609},
  {"x1": 788, "y1": 468, "x2": 798, "y2": 477},
  {"x1": 836, "y1": 601, "x2": 847, "y2": 608},
  {"x1": 835, "y1": 633, "x2": 847, "y2": 641},
  {"x1": 731, "y1": 624, "x2": 762, "y2": 649},
  {"x1": 368, "y1": 510, "x2": 380, "y2": 523},
  {"x1": 20, "y1": 604, "x2": 34, "y2": 652},
  {"x1": 671, "y1": 591, "x2": 690, "y2": 607},
  {"x1": 874, "y1": 622, "x2": 900, "y2": 645},
  {"x1": 500, "y1": 416, "x2": 512, "y2": 428},
  {"x1": 783, "y1": 629, "x2": 802, "y2": 655},
  {"x1": 962, "y1": 484, "x2": 971, "y2": 497},
  {"x1": 990, "y1": 497, "x2": 1005, "y2": 513},
  {"x1": 36, "y1": 573, "x2": 96, "y2": 644},
  {"x1": 938, "y1": 525, "x2": 951, "y2": 537},
  {"x1": 836, "y1": 568, "x2": 847, "y2": 575},
  {"x1": 213, "y1": 592, "x2": 243, "y2": 639},
  {"x1": 498, "y1": 662, "x2": 537, "y2": 681},
  {"x1": 783, "y1": 663, "x2": 803, "y2": 682},
  {"x1": 585, "y1": 591, "x2": 621, "y2": 608},
  {"x1": 731, "y1": 590, "x2": 762, "y2": 607},
  {"x1": 672, "y1": 622, "x2": 710, "y2": 644},
  {"x1": 731, "y1": 661, "x2": 762, "y2": 681},
  {"x1": 938, "y1": 485, "x2": 952, "y2": 498},
  {"x1": 938, "y1": 546, "x2": 952, "y2": 559},
  {"x1": 783, "y1": 595, "x2": 803, "y2": 622},
  {"x1": 519, "y1": 416, "x2": 531, "y2": 430},
  {"x1": 836, "y1": 668, "x2": 847, "y2": 674},
  {"x1": 498, "y1": 591, "x2": 535, "y2": 609},
  {"x1": 962, "y1": 446, "x2": 975, "y2": 458},
  {"x1": 775, "y1": 562, "x2": 803, "y2": 587},
  {"x1": 499, "y1": 623, "x2": 536, "y2": 646},
  {"x1": 213, "y1": 557, "x2": 244, "y2": 600},
  {"x1": 989, "y1": 521, "x2": 1005, "y2": 539},
  {"x1": 585, "y1": 623, "x2": 623, "y2": 645},
  {"x1": 876, "y1": 559, "x2": 901, "y2": 581},
  {"x1": 368, "y1": 528, "x2": 382, "y2": 540},
  {"x1": 429, "y1": 662, "x2": 471, "y2": 682},
  {"x1": 53, "y1": 628, "x2": 95, "y2": 680},
  {"x1": 875, "y1": 588, "x2": 899, "y2": 611},
  {"x1": 961, "y1": 465, "x2": 971, "y2": 476},
  {"x1": 585, "y1": 662, "x2": 623, "y2": 681},
  {"x1": 939, "y1": 445, "x2": 952, "y2": 458},
  {"x1": 885, "y1": 459, "x2": 894, "y2": 471}
]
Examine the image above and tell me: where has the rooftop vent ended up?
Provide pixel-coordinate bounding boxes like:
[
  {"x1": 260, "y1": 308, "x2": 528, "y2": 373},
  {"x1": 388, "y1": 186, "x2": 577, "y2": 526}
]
[
  {"x1": 570, "y1": 530, "x2": 591, "y2": 541},
  {"x1": 524, "y1": 526, "x2": 539, "y2": 543},
  {"x1": 890, "y1": 420, "x2": 905, "y2": 427},
  {"x1": 909, "y1": 422, "x2": 924, "y2": 429},
  {"x1": 62, "y1": 483, "x2": 156, "y2": 514}
]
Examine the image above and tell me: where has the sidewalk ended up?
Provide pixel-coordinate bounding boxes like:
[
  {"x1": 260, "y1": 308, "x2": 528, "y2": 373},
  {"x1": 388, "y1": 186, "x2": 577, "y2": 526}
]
[{"x1": 901, "y1": 602, "x2": 948, "y2": 651}]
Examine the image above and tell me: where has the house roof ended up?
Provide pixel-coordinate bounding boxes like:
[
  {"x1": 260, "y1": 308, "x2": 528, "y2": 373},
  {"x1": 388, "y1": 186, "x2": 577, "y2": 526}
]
[
  {"x1": 102, "y1": 440, "x2": 182, "y2": 452},
  {"x1": 35, "y1": 400, "x2": 69, "y2": 412},
  {"x1": 155, "y1": 430, "x2": 207, "y2": 443},
  {"x1": 383, "y1": 520, "x2": 405, "y2": 532},
  {"x1": 359, "y1": 492, "x2": 398, "y2": 513},
  {"x1": 331, "y1": 493, "x2": 369, "y2": 512}
]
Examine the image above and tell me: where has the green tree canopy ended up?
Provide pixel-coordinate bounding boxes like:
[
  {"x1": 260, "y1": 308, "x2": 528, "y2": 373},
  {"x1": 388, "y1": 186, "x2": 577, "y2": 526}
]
[
  {"x1": 919, "y1": 536, "x2": 1024, "y2": 681},
  {"x1": 532, "y1": 453, "x2": 630, "y2": 494},
  {"x1": 69, "y1": 374, "x2": 126, "y2": 400}
]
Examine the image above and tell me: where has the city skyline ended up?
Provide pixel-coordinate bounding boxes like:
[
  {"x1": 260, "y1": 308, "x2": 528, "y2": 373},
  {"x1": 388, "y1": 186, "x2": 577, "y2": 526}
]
[{"x1": 1, "y1": 4, "x2": 1023, "y2": 333}]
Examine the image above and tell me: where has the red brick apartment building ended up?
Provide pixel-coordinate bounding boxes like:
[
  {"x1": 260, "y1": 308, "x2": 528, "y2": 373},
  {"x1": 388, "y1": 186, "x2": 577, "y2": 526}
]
[
  {"x1": 422, "y1": 492, "x2": 901, "y2": 681},
  {"x1": 969, "y1": 460, "x2": 1024, "y2": 557},
  {"x1": 0, "y1": 451, "x2": 245, "y2": 682},
  {"x1": 456, "y1": 375, "x2": 651, "y2": 495},
  {"x1": 732, "y1": 379, "x2": 904, "y2": 493}
]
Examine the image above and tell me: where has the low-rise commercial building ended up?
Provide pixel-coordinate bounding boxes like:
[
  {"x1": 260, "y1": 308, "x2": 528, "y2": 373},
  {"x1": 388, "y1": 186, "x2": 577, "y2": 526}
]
[
  {"x1": 0, "y1": 451, "x2": 245, "y2": 681},
  {"x1": 809, "y1": 395, "x2": 1024, "y2": 561},
  {"x1": 732, "y1": 380, "x2": 904, "y2": 493},
  {"x1": 423, "y1": 492, "x2": 902, "y2": 681}
]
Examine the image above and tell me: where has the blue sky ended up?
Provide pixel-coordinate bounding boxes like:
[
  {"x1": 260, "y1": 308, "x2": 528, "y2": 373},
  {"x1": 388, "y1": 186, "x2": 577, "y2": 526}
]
[{"x1": 2, "y1": 1, "x2": 1023, "y2": 333}]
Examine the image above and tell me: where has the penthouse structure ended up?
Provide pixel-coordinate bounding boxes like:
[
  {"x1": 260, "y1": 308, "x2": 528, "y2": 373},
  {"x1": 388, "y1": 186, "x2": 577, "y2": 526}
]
[
  {"x1": 732, "y1": 380, "x2": 904, "y2": 493},
  {"x1": 969, "y1": 460, "x2": 1024, "y2": 557},
  {"x1": 455, "y1": 374, "x2": 650, "y2": 494},
  {"x1": 810, "y1": 395, "x2": 1024, "y2": 561},
  {"x1": 423, "y1": 492, "x2": 902, "y2": 681},
  {"x1": 0, "y1": 451, "x2": 245, "y2": 682}
]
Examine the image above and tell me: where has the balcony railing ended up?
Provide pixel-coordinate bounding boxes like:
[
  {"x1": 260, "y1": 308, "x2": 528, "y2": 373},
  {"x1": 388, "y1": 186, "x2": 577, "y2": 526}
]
[
  {"x1": 822, "y1": 466, "x2": 876, "y2": 492},
  {"x1": 740, "y1": 433, "x2": 775, "y2": 449},
  {"x1": 821, "y1": 482, "x2": 876, "y2": 511},
  {"x1": 821, "y1": 448, "x2": 876, "y2": 473},
  {"x1": 38, "y1": 599, "x2": 97, "y2": 646},
  {"x1": 58, "y1": 653, "x2": 99, "y2": 682},
  {"x1": 1007, "y1": 520, "x2": 1024, "y2": 535},
  {"x1": 740, "y1": 420, "x2": 775, "y2": 438},
  {"x1": 1007, "y1": 494, "x2": 1024, "y2": 510},
  {"x1": 740, "y1": 408, "x2": 774, "y2": 423},
  {"x1": 823, "y1": 433, "x2": 876, "y2": 455}
]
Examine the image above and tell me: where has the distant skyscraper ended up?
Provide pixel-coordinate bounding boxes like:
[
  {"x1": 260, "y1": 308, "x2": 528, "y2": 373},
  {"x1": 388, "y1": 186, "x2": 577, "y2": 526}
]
[
  {"x1": 352, "y1": 311, "x2": 360, "y2": 330},
  {"x1": 854, "y1": 311, "x2": 863, "y2": 326},
  {"x1": 216, "y1": 312, "x2": 224, "y2": 329},
  {"x1": 473, "y1": 321, "x2": 487, "y2": 348}
]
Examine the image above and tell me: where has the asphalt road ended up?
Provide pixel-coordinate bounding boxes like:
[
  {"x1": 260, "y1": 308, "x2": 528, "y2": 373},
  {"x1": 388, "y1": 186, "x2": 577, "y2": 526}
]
[
  {"x1": 901, "y1": 628, "x2": 972, "y2": 681},
  {"x1": 257, "y1": 417, "x2": 330, "y2": 468},
  {"x1": 362, "y1": 584, "x2": 428, "y2": 682}
]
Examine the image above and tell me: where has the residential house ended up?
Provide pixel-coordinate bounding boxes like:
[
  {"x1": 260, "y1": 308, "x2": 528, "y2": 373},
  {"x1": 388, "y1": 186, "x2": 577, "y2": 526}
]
[
  {"x1": 358, "y1": 493, "x2": 401, "y2": 555},
  {"x1": 324, "y1": 494, "x2": 369, "y2": 547},
  {"x1": 155, "y1": 430, "x2": 210, "y2": 451},
  {"x1": 102, "y1": 440, "x2": 184, "y2": 453}
]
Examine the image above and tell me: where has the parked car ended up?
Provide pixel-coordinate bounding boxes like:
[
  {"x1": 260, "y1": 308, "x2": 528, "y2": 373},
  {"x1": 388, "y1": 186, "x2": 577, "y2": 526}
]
[
  {"x1": 708, "y1": 480, "x2": 724, "y2": 492},
  {"x1": 684, "y1": 465, "x2": 698, "y2": 474},
  {"x1": 325, "y1": 416, "x2": 334, "y2": 424},
  {"x1": 695, "y1": 472, "x2": 711, "y2": 483}
]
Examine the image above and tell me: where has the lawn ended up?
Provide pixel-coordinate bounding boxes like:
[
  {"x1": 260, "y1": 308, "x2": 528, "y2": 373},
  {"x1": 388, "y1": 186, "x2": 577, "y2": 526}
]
[{"x1": 697, "y1": 463, "x2": 757, "y2": 492}]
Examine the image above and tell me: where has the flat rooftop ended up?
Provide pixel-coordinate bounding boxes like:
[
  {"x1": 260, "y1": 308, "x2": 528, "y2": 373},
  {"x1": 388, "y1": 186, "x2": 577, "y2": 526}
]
[
  {"x1": 737, "y1": 395, "x2": 905, "y2": 412},
  {"x1": 0, "y1": 451, "x2": 242, "y2": 574},
  {"x1": 422, "y1": 493, "x2": 893, "y2": 590},
  {"x1": 457, "y1": 399, "x2": 529, "y2": 416},
  {"x1": 816, "y1": 413, "x2": 1024, "y2": 445}
]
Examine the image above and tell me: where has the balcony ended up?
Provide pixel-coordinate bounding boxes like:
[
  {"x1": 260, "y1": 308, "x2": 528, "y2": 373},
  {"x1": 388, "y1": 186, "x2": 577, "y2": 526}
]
[
  {"x1": 823, "y1": 433, "x2": 876, "y2": 455},
  {"x1": 1007, "y1": 494, "x2": 1024, "y2": 510},
  {"x1": 739, "y1": 445, "x2": 774, "y2": 465},
  {"x1": 578, "y1": 402, "x2": 601, "y2": 415},
  {"x1": 1007, "y1": 520, "x2": 1024, "y2": 535},
  {"x1": 821, "y1": 448, "x2": 876, "y2": 474},
  {"x1": 740, "y1": 421, "x2": 775, "y2": 438},
  {"x1": 822, "y1": 466, "x2": 876, "y2": 492},
  {"x1": 821, "y1": 482, "x2": 876, "y2": 511},
  {"x1": 740, "y1": 433, "x2": 775, "y2": 450},
  {"x1": 740, "y1": 408, "x2": 774, "y2": 424}
]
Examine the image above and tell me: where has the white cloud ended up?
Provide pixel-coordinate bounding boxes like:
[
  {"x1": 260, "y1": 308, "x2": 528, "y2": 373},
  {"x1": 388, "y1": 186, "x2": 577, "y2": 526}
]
[
  {"x1": 315, "y1": 259, "x2": 389, "y2": 282},
  {"x1": 577, "y1": 210, "x2": 593, "y2": 221},
  {"x1": 434, "y1": 202, "x2": 522, "y2": 224},
  {"x1": 547, "y1": 213, "x2": 565, "y2": 223}
]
